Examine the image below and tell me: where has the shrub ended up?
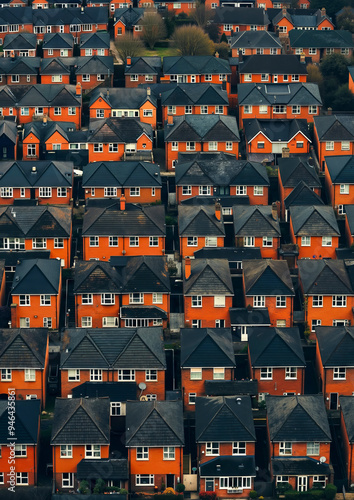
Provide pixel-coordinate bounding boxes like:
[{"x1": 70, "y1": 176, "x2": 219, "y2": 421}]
[
  {"x1": 163, "y1": 487, "x2": 177, "y2": 495},
  {"x1": 284, "y1": 490, "x2": 300, "y2": 500},
  {"x1": 199, "y1": 491, "x2": 217, "y2": 500},
  {"x1": 78, "y1": 480, "x2": 90, "y2": 494},
  {"x1": 277, "y1": 483, "x2": 293, "y2": 494},
  {"x1": 93, "y1": 478, "x2": 106, "y2": 494},
  {"x1": 249, "y1": 491, "x2": 258, "y2": 499},
  {"x1": 324, "y1": 484, "x2": 337, "y2": 500},
  {"x1": 176, "y1": 483, "x2": 186, "y2": 493}
]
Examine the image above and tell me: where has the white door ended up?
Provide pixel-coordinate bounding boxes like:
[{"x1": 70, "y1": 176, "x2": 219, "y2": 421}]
[
  {"x1": 241, "y1": 326, "x2": 248, "y2": 342},
  {"x1": 297, "y1": 476, "x2": 308, "y2": 492},
  {"x1": 272, "y1": 142, "x2": 287, "y2": 154}
]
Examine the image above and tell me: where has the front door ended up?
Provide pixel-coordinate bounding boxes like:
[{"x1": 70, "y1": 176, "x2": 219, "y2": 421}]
[
  {"x1": 297, "y1": 476, "x2": 308, "y2": 492},
  {"x1": 167, "y1": 474, "x2": 175, "y2": 489},
  {"x1": 240, "y1": 326, "x2": 248, "y2": 342},
  {"x1": 330, "y1": 393, "x2": 338, "y2": 410},
  {"x1": 205, "y1": 479, "x2": 214, "y2": 491}
]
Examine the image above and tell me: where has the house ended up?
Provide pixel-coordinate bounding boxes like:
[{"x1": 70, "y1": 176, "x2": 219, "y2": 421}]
[
  {"x1": 0, "y1": 205, "x2": 72, "y2": 267},
  {"x1": 82, "y1": 161, "x2": 161, "y2": 204},
  {"x1": 0, "y1": 400, "x2": 41, "y2": 488},
  {"x1": 0, "y1": 328, "x2": 49, "y2": 407},
  {"x1": 288, "y1": 29, "x2": 354, "y2": 63},
  {"x1": 0, "y1": 56, "x2": 40, "y2": 85},
  {"x1": 165, "y1": 114, "x2": 240, "y2": 170},
  {"x1": 233, "y1": 205, "x2": 281, "y2": 259},
  {"x1": 80, "y1": 32, "x2": 110, "y2": 56},
  {"x1": 118, "y1": 255, "x2": 171, "y2": 329},
  {"x1": 243, "y1": 118, "x2": 311, "y2": 160},
  {"x1": 42, "y1": 33, "x2": 74, "y2": 58},
  {"x1": 267, "y1": 395, "x2": 332, "y2": 491},
  {"x1": 82, "y1": 198, "x2": 165, "y2": 260},
  {"x1": 110, "y1": 0, "x2": 132, "y2": 14},
  {"x1": 243, "y1": 259, "x2": 295, "y2": 327},
  {"x1": 77, "y1": 459, "x2": 128, "y2": 492},
  {"x1": 161, "y1": 56, "x2": 231, "y2": 95},
  {"x1": 212, "y1": 7, "x2": 270, "y2": 42},
  {"x1": 196, "y1": 396, "x2": 256, "y2": 498},
  {"x1": 238, "y1": 83, "x2": 321, "y2": 128},
  {"x1": 348, "y1": 66, "x2": 354, "y2": 94},
  {"x1": 60, "y1": 327, "x2": 166, "y2": 399},
  {"x1": 283, "y1": 181, "x2": 324, "y2": 223},
  {"x1": 344, "y1": 205, "x2": 354, "y2": 247},
  {"x1": 178, "y1": 204, "x2": 225, "y2": 258},
  {"x1": 183, "y1": 257, "x2": 234, "y2": 328},
  {"x1": 0, "y1": 84, "x2": 82, "y2": 128},
  {"x1": 316, "y1": 326, "x2": 354, "y2": 410},
  {"x1": 176, "y1": 152, "x2": 269, "y2": 205},
  {"x1": 324, "y1": 156, "x2": 354, "y2": 215},
  {"x1": 339, "y1": 396, "x2": 354, "y2": 486},
  {"x1": 0, "y1": 7, "x2": 33, "y2": 38},
  {"x1": 278, "y1": 157, "x2": 321, "y2": 219},
  {"x1": 125, "y1": 56, "x2": 162, "y2": 88},
  {"x1": 114, "y1": 6, "x2": 144, "y2": 38},
  {"x1": 0, "y1": 121, "x2": 18, "y2": 160},
  {"x1": 0, "y1": 160, "x2": 74, "y2": 205},
  {"x1": 272, "y1": 7, "x2": 334, "y2": 35},
  {"x1": 230, "y1": 30, "x2": 282, "y2": 57},
  {"x1": 313, "y1": 115, "x2": 354, "y2": 170},
  {"x1": 289, "y1": 205, "x2": 340, "y2": 259},
  {"x1": 229, "y1": 306, "x2": 270, "y2": 341},
  {"x1": 40, "y1": 58, "x2": 71, "y2": 85},
  {"x1": 153, "y1": 0, "x2": 196, "y2": 14},
  {"x1": 51, "y1": 397, "x2": 110, "y2": 491},
  {"x1": 75, "y1": 56, "x2": 114, "y2": 92},
  {"x1": 297, "y1": 259, "x2": 354, "y2": 336},
  {"x1": 87, "y1": 118, "x2": 153, "y2": 163},
  {"x1": 89, "y1": 87, "x2": 157, "y2": 129},
  {"x1": 180, "y1": 328, "x2": 235, "y2": 410},
  {"x1": 161, "y1": 83, "x2": 229, "y2": 123},
  {"x1": 126, "y1": 400, "x2": 184, "y2": 491},
  {"x1": 194, "y1": 246, "x2": 262, "y2": 270},
  {"x1": 238, "y1": 54, "x2": 307, "y2": 84},
  {"x1": 10, "y1": 258, "x2": 62, "y2": 330},
  {"x1": 3, "y1": 33, "x2": 37, "y2": 57},
  {"x1": 0, "y1": 260, "x2": 6, "y2": 308},
  {"x1": 248, "y1": 326, "x2": 305, "y2": 399}
]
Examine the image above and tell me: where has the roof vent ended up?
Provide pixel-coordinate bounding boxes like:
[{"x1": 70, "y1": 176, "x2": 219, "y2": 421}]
[
  {"x1": 31, "y1": 166, "x2": 37, "y2": 173},
  {"x1": 236, "y1": 397, "x2": 242, "y2": 405},
  {"x1": 216, "y1": 464, "x2": 221, "y2": 471}
]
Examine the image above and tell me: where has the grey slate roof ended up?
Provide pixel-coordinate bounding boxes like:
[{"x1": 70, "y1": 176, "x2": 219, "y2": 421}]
[
  {"x1": 82, "y1": 161, "x2": 161, "y2": 189},
  {"x1": 325, "y1": 155, "x2": 354, "y2": 184},
  {"x1": 161, "y1": 83, "x2": 228, "y2": 107},
  {"x1": 90, "y1": 87, "x2": 157, "y2": 110},
  {"x1": 0, "y1": 84, "x2": 82, "y2": 107},
  {"x1": 163, "y1": 56, "x2": 231, "y2": 76},
  {"x1": 118, "y1": 256, "x2": 171, "y2": 294},
  {"x1": 0, "y1": 120, "x2": 17, "y2": 144},
  {"x1": 272, "y1": 8, "x2": 333, "y2": 28},
  {"x1": 120, "y1": 306, "x2": 167, "y2": 319},
  {"x1": 229, "y1": 307, "x2": 270, "y2": 326},
  {"x1": 0, "y1": 400, "x2": 40, "y2": 445},
  {"x1": 176, "y1": 152, "x2": 269, "y2": 187},
  {"x1": 238, "y1": 83, "x2": 322, "y2": 106},
  {"x1": 213, "y1": 7, "x2": 269, "y2": 25},
  {"x1": 72, "y1": 381, "x2": 137, "y2": 402},
  {"x1": 339, "y1": 396, "x2": 354, "y2": 442},
  {"x1": 3, "y1": 33, "x2": 37, "y2": 51},
  {"x1": 195, "y1": 396, "x2": 256, "y2": 442},
  {"x1": 278, "y1": 157, "x2": 321, "y2": 188},
  {"x1": 33, "y1": 7, "x2": 108, "y2": 28},
  {"x1": 0, "y1": 57, "x2": 40, "y2": 76},
  {"x1": 51, "y1": 397, "x2": 110, "y2": 445},
  {"x1": 114, "y1": 6, "x2": 144, "y2": 26},
  {"x1": 239, "y1": 55, "x2": 307, "y2": 76},
  {"x1": 88, "y1": 117, "x2": 152, "y2": 144},
  {"x1": 290, "y1": 205, "x2": 339, "y2": 236},
  {"x1": 42, "y1": 32, "x2": 74, "y2": 49},
  {"x1": 183, "y1": 258, "x2": 233, "y2": 296},
  {"x1": 289, "y1": 29, "x2": 354, "y2": 48},
  {"x1": 180, "y1": 328, "x2": 235, "y2": 367},
  {"x1": 11, "y1": 258, "x2": 61, "y2": 295},
  {"x1": 205, "y1": 380, "x2": 258, "y2": 397},
  {"x1": 24, "y1": 120, "x2": 86, "y2": 144},
  {"x1": 233, "y1": 205, "x2": 281, "y2": 237},
  {"x1": 40, "y1": 58, "x2": 72, "y2": 76},
  {"x1": 284, "y1": 180, "x2": 324, "y2": 209},
  {"x1": 179, "y1": 204, "x2": 225, "y2": 237},
  {"x1": 73, "y1": 260, "x2": 122, "y2": 294},
  {"x1": 298, "y1": 259, "x2": 353, "y2": 295},
  {"x1": 125, "y1": 56, "x2": 162, "y2": 75},
  {"x1": 314, "y1": 115, "x2": 354, "y2": 141},
  {"x1": 244, "y1": 118, "x2": 311, "y2": 143},
  {"x1": 75, "y1": 55, "x2": 114, "y2": 76},
  {"x1": 0, "y1": 160, "x2": 73, "y2": 188},
  {"x1": 77, "y1": 459, "x2": 128, "y2": 480},
  {"x1": 194, "y1": 247, "x2": 262, "y2": 263},
  {"x1": 316, "y1": 326, "x2": 354, "y2": 367},
  {"x1": 125, "y1": 400, "x2": 184, "y2": 447},
  {"x1": 271, "y1": 457, "x2": 331, "y2": 476},
  {"x1": 243, "y1": 260, "x2": 295, "y2": 296},
  {"x1": 82, "y1": 202, "x2": 165, "y2": 237},
  {"x1": 230, "y1": 30, "x2": 282, "y2": 50},
  {"x1": 165, "y1": 114, "x2": 239, "y2": 142},
  {"x1": 266, "y1": 395, "x2": 331, "y2": 442},
  {"x1": 60, "y1": 328, "x2": 166, "y2": 370},
  {"x1": 200, "y1": 456, "x2": 256, "y2": 477},
  {"x1": 80, "y1": 32, "x2": 110, "y2": 49},
  {"x1": 248, "y1": 327, "x2": 305, "y2": 368},
  {"x1": 0, "y1": 329, "x2": 47, "y2": 369}
]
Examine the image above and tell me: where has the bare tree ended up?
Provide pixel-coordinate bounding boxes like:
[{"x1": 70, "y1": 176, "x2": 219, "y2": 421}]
[
  {"x1": 141, "y1": 12, "x2": 167, "y2": 49},
  {"x1": 114, "y1": 34, "x2": 144, "y2": 63},
  {"x1": 172, "y1": 25, "x2": 214, "y2": 56},
  {"x1": 191, "y1": 2, "x2": 212, "y2": 28}
]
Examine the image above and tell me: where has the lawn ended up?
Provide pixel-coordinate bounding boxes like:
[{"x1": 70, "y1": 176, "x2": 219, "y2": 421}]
[{"x1": 142, "y1": 46, "x2": 179, "y2": 57}]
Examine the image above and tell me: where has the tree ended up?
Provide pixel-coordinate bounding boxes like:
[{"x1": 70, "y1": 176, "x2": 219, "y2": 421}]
[
  {"x1": 114, "y1": 34, "x2": 144, "y2": 63},
  {"x1": 214, "y1": 42, "x2": 230, "y2": 59},
  {"x1": 141, "y1": 12, "x2": 167, "y2": 49},
  {"x1": 205, "y1": 21, "x2": 220, "y2": 42},
  {"x1": 306, "y1": 63, "x2": 323, "y2": 85},
  {"x1": 320, "y1": 53, "x2": 349, "y2": 86},
  {"x1": 309, "y1": 0, "x2": 345, "y2": 19},
  {"x1": 191, "y1": 2, "x2": 212, "y2": 28},
  {"x1": 336, "y1": 6, "x2": 354, "y2": 32},
  {"x1": 332, "y1": 84, "x2": 354, "y2": 111},
  {"x1": 172, "y1": 25, "x2": 214, "y2": 55}
]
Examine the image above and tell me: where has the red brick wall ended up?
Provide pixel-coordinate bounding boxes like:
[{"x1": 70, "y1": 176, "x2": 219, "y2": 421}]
[{"x1": 181, "y1": 367, "x2": 233, "y2": 410}]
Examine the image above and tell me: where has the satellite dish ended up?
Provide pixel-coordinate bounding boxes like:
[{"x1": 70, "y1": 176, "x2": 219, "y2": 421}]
[
  {"x1": 138, "y1": 382, "x2": 147, "y2": 391},
  {"x1": 140, "y1": 395, "x2": 148, "y2": 401},
  {"x1": 320, "y1": 457, "x2": 326, "y2": 463}
]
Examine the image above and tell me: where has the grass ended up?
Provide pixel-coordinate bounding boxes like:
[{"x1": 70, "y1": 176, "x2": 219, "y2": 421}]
[{"x1": 142, "y1": 46, "x2": 179, "y2": 57}]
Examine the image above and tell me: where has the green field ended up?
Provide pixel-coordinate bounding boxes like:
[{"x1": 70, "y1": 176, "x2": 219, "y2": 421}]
[{"x1": 142, "y1": 46, "x2": 179, "y2": 57}]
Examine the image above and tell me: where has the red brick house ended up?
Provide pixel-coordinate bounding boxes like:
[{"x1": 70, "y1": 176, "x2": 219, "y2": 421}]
[
  {"x1": 212, "y1": 7, "x2": 269, "y2": 42},
  {"x1": 230, "y1": 31, "x2": 282, "y2": 57},
  {"x1": 288, "y1": 29, "x2": 353, "y2": 64},
  {"x1": 324, "y1": 155, "x2": 354, "y2": 215},
  {"x1": 339, "y1": 396, "x2": 354, "y2": 487},
  {"x1": 42, "y1": 33, "x2": 74, "y2": 58},
  {"x1": 313, "y1": 115, "x2": 354, "y2": 171},
  {"x1": 125, "y1": 56, "x2": 162, "y2": 88},
  {"x1": 238, "y1": 54, "x2": 308, "y2": 84}
]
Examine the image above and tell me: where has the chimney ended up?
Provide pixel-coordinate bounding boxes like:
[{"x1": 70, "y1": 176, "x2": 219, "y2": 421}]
[
  {"x1": 215, "y1": 51, "x2": 219, "y2": 58},
  {"x1": 321, "y1": 6, "x2": 326, "y2": 16},
  {"x1": 10, "y1": 50, "x2": 15, "y2": 59},
  {"x1": 215, "y1": 202, "x2": 221, "y2": 221},
  {"x1": 167, "y1": 114, "x2": 174, "y2": 126},
  {"x1": 282, "y1": 6, "x2": 287, "y2": 13},
  {"x1": 43, "y1": 114, "x2": 48, "y2": 125},
  {"x1": 185, "y1": 257, "x2": 191, "y2": 280},
  {"x1": 327, "y1": 107, "x2": 332, "y2": 116},
  {"x1": 282, "y1": 147, "x2": 290, "y2": 158},
  {"x1": 147, "y1": 87, "x2": 151, "y2": 96},
  {"x1": 300, "y1": 51, "x2": 305, "y2": 63},
  {"x1": 126, "y1": 56, "x2": 131, "y2": 66},
  {"x1": 81, "y1": 5, "x2": 84, "y2": 12},
  {"x1": 238, "y1": 50, "x2": 243, "y2": 63},
  {"x1": 271, "y1": 202, "x2": 278, "y2": 221},
  {"x1": 120, "y1": 194, "x2": 126, "y2": 211},
  {"x1": 106, "y1": 89, "x2": 109, "y2": 97},
  {"x1": 76, "y1": 82, "x2": 82, "y2": 97}
]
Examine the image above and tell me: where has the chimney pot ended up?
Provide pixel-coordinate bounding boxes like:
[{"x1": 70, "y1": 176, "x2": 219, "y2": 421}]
[
  {"x1": 215, "y1": 202, "x2": 221, "y2": 221},
  {"x1": 147, "y1": 87, "x2": 151, "y2": 96},
  {"x1": 126, "y1": 56, "x2": 132, "y2": 66},
  {"x1": 282, "y1": 147, "x2": 290, "y2": 158},
  {"x1": 215, "y1": 51, "x2": 219, "y2": 58},
  {"x1": 120, "y1": 195, "x2": 126, "y2": 211},
  {"x1": 76, "y1": 82, "x2": 82, "y2": 97},
  {"x1": 185, "y1": 257, "x2": 191, "y2": 280}
]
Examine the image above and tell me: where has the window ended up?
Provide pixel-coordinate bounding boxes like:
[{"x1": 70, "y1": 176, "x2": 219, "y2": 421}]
[
  {"x1": 186, "y1": 142, "x2": 196, "y2": 151},
  {"x1": 82, "y1": 317, "x2": 92, "y2": 328},
  {"x1": 32, "y1": 237, "x2": 47, "y2": 249},
  {"x1": 1, "y1": 369, "x2": 11, "y2": 381},
  {"x1": 90, "y1": 369, "x2": 102, "y2": 381},
  {"x1": 244, "y1": 73, "x2": 252, "y2": 82},
  {"x1": 85, "y1": 445, "x2": 101, "y2": 458},
  {"x1": 60, "y1": 445, "x2": 72, "y2": 458},
  {"x1": 256, "y1": 48, "x2": 264, "y2": 55},
  {"x1": 261, "y1": 73, "x2": 269, "y2": 82},
  {"x1": 313, "y1": 296, "x2": 323, "y2": 307},
  {"x1": 146, "y1": 369, "x2": 157, "y2": 381},
  {"x1": 322, "y1": 236, "x2": 332, "y2": 247},
  {"x1": 190, "y1": 368, "x2": 202, "y2": 380},
  {"x1": 253, "y1": 296, "x2": 265, "y2": 308},
  {"x1": 39, "y1": 187, "x2": 52, "y2": 198},
  {"x1": 297, "y1": 141, "x2": 304, "y2": 149},
  {"x1": 136, "y1": 475, "x2": 154, "y2": 486},
  {"x1": 130, "y1": 75, "x2": 138, "y2": 81},
  {"x1": 192, "y1": 320, "x2": 201, "y2": 328},
  {"x1": 103, "y1": 187, "x2": 117, "y2": 197},
  {"x1": 199, "y1": 186, "x2": 211, "y2": 195},
  {"x1": 15, "y1": 444, "x2": 27, "y2": 457},
  {"x1": 109, "y1": 143, "x2": 118, "y2": 152},
  {"x1": 89, "y1": 236, "x2": 99, "y2": 247},
  {"x1": 254, "y1": 186, "x2": 263, "y2": 196},
  {"x1": 301, "y1": 236, "x2": 311, "y2": 246},
  {"x1": 292, "y1": 75, "x2": 299, "y2": 82},
  {"x1": 0, "y1": 187, "x2": 13, "y2": 198},
  {"x1": 101, "y1": 293, "x2": 115, "y2": 305},
  {"x1": 149, "y1": 236, "x2": 159, "y2": 247},
  {"x1": 54, "y1": 107, "x2": 61, "y2": 116},
  {"x1": 62, "y1": 473, "x2": 74, "y2": 488},
  {"x1": 102, "y1": 317, "x2": 118, "y2": 327},
  {"x1": 109, "y1": 236, "x2": 118, "y2": 247},
  {"x1": 163, "y1": 447, "x2": 175, "y2": 460},
  {"x1": 292, "y1": 105, "x2": 301, "y2": 114},
  {"x1": 16, "y1": 473, "x2": 28, "y2": 485},
  {"x1": 307, "y1": 442, "x2": 320, "y2": 456},
  {"x1": 201, "y1": 105, "x2": 208, "y2": 114},
  {"x1": 226, "y1": 142, "x2": 233, "y2": 151},
  {"x1": 57, "y1": 187, "x2": 68, "y2": 198},
  {"x1": 137, "y1": 447, "x2": 149, "y2": 460},
  {"x1": 192, "y1": 296, "x2": 202, "y2": 307},
  {"x1": 182, "y1": 186, "x2": 192, "y2": 196},
  {"x1": 285, "y1": 367, "x2": 297, "y2": 379},
  {"x1": 313, "y1": 476, "x2": 326, "y2": 488},
  {"x1": 219, "y1": 477, "x2": 251, "y2": 489},
  {"x1": 232, "y1": 442, "x2": 246, "y2": 455},
  {"x1": 311, "y1": 319, "x2": 321, "y2": 332},
  {"x1": 277, "y1": 476, "x2": 290, "y2": 485},
  {"x1": 259, "y1": 105, "x2": 268, "y2": 115},
  {"x1": 338, "y1": 205, "x2": 345, "y2": 215},
  {"x1": 187, "y1": 236, "x2": 198, "y2": 246},
  {"x1": 257, "y1": 142, "x2": 265, "y2": 149},
  {"x1": 43, "y1": 317, "x2": 52, "y2": 328},
  {"x1": 326, "y1": 141, "x2": 334, "y2": 150},
  {"x1": 94, "y1": 143, "x2": 103, "y2": 153},
  {"x1": 19, "y1": 295, "x2": 30, "y2": 306},
  {"x1": 189, "y1": 393, "x2": 196, "y2": 405},
  {"x1": 118, "y1": 369, "x2": 135, "y2": 381},
  {"x1": 152, "y1": 292, "x2": 163, "y2": 304},
  {"x1": 309, "y1": 105, "x2": 318, "y2": 115},
  {"x1": 279, "y1": 442, "x2": 292, "y2": 455},
  {"x1": 214, "y1": 295, "x2": 225, "y2": 307},
  {"x1": 68, "y1": 369, "x2": 80, "y2": 381},
  {"x1": 205, "y1": 237, "x2": 217, "y2": 247},
  {"x1": 27, "y1": 144, "x2": 36, "y2": 157},
  {"x1": 25, "y1": 369, "x2": 36, "y2": 381},
  {"x1": 333, "y1": 295, "x2": 347, "y2": 307},
  {"x1": 40, "y1": 295, "x2": 51, "y2": 306},
  {"x1": 110, "y1": 402, "x2": 123, "y2": 416},
  {"x1": 0, "y1": 472, "x2": 3, "y2": 484},
  {"x1": 333, "y1": 367, "x2": 346, "y2": 379},
  {"x1": 215, "y1": 319, "x2": 225, "y2": 328},
  {"x1": 278, "y1": 26, "x2": 287, "y2": 33},
  {"x1": 273, "y1": 105, "x2": 286, "y2": 114},
  {"x1": 206, "y1": 442, "x2": 219, "y2": 456},
  {"x1": 263, "y1": 236, "x2": 273, "y2": 247},
  {"x1": 20, "y1": 318, "x2": 30, "y2": 328},
  {"x1": 236, "y1": 185, "x2": 247, "y2": 196},
  {"x1": 341, "y1": 48, "x2": 350, "y2": 55},
  {"x1": 275, "y1": 296, "x2": 286, "y2": 308},
  {"x1": 243, "y1": 236, "x2": 255, "y2": 248},
  {"x1": 260, "y1": 367, "x2": 272, "y2": 379},
  {"x1": 208, "y1": 141, "x2": 218, "y2": 151},
  {"x1": 244, "y1": 105, "x2": 253, "y2": 114},
  {"x1": 340, "y1": 183, "x2": 350, "y2": 193},
  {"x1": 213, "y1": 368, "x2": 225, "y2": 380},
  {"x1": 129, "y1": 293, "x2": 143, "y2": 304},
  {"x1": 185, "y1": 105, "x2": 192, "y2": 114},
  {"x1": 145, "y1": 75, "x2": 153, "y2": 82},
  {"x1": 129, "y1": 236, "x2": 139, "y2": 247}
]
